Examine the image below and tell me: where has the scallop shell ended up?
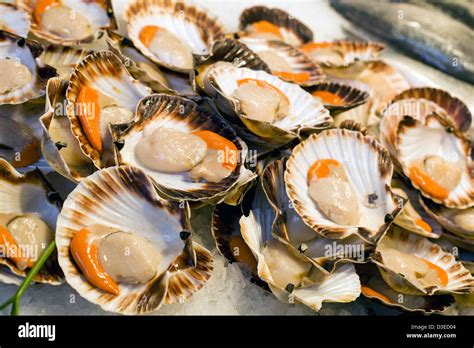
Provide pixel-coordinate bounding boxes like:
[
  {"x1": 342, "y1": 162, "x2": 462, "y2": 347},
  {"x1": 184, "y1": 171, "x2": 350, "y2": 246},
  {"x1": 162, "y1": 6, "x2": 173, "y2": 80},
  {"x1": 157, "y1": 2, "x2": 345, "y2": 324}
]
[
  {"x1": 305, "y1": 81, "x2": 370, "y2": 113},
  {"x1": 396, "y1": 114, "x2": 474, "y2": 209},
  {"x1": 0, "y1": 159, "x2": 63, "y2": 285},
  {"x1": 391, "y1": 87, "x2": 472, "y2": 133},
  {"x1": 40, "y1": 78, "x2": 95, "y2": 183},
  {"x1": 0, "y1": 3, "x2": 30, "y2": 37},
  {"x1": 203, "y1": 63, "x2": 332, "y2": 146},
  {"x1": 392, "y1": 177, "x2": 442, "y2": 238},
  {"x1": 17, "y1": 0, "x2": 116, "y2": 46},
  {"x1": 285, "y1": 129, "x2": 405, "y2": 243},
  {"x1": 261, "y1": 158, "x2": 372, "y2": 274},
  {"x1": 0, "y1": 30, "x2": 56, "y2": 105},
  {"x1": 373, "y1": 227, "x2": 474, "y2": 295},
  {"x1": 66, "y1": 51, "x2": 152, "y2": 169},
  {"x1": 240, "y1": 208, "x2": 361, "y2": 311},
  {"x1": 441, "y1": 230, "x2": 474, "y2": 253},
  {"x1": 301, "y1": 40, "x2": 385, "y2": 68},
  {"x1": 40, "y1": 45, "x2": 92, "y2": 80},
  {"x1": 357, "y1": 263, "x2": 455, "y2": 313},
  {"x1": 56, "y1": 165, "x2": 213, "y2": 315},
  {"x1": 124, "y1": 0, "x2": 225, "y2": 73},
  {"x1": 420, "y1": 196, "x2": 474, "y2": 240},
  {"x1": 112, "y1": 93, "x2": 256, "y2": 203},
  {"x1": 239, "y1": 6, "x2": 313, "y2": 45},
  {"x1": 237, "y1": 36, "x2": 325, "y2": 87}
]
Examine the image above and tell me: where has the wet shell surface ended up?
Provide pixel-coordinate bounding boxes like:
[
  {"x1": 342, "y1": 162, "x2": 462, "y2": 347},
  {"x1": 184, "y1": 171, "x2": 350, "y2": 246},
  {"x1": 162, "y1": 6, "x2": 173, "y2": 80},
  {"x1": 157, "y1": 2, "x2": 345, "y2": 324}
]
[
  {"x1": 357, "y1": 263, "x2": 455, "y2": 313},
  {"x1": 239, "y1": 6, "x2": 313, "y2": 46},
  {"x1": 17, "y1": 0, "x2": 116, "y2": 46},
  {"x1": 305, "y1": 81, "x2": 370, "y2": 113},
  {"x1": 204, "y1": 63, "x2": 332, "y2": 145},
  {"x1": 373, "y1": 227, "x2": 474, "y2": 295},
  {"x1": 0, "y1": 3, "x2": 30, "y2": 37},
  {"x1": 66, "y1": 51, "x2": 152, "y2": 169},
  {"x1": 40, "y1": 45, "x2": 92, "y2": 79},
  {"x1": 237, "y1": 36, "x2": 325, "y2": 86},
  {"x1": 0, "y1": 30, "x2": 56, "y2": 105},
  {"x1": 301, "y1": 40, "x2": 385, "y2": 68},
  {"x1": 391, "y1": 87, "x2": 472, "y2": 133},
  {"x1": 40, "y1": 77, "x2": 95, "y2": 182},
  {"x1": 285, "y1": 129, "x2": 405, "y2": 243},
  {"x1": 396, "y1": 114, "x2": 474, "y2": 209},
  {"x1": 112, "y1": 93, "x2": 255, "y2": 202},
  {"x1": 0, "y1": 159, "x2": 63, "y2": 285},
  {"x1": 56, "y1": 165, "x2": 213, "y2": 315},
  {"x1": 261, "y1": 158, "x2": 372, "y2": 273},
  {"x1": 124, "y1": 0, "x2": 225, "y2": 73}
]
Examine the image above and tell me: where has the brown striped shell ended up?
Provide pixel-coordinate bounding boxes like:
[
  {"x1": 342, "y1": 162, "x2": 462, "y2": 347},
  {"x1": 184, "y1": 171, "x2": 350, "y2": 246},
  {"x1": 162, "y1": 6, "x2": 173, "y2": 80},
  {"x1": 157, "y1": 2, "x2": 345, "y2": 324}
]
[{"x1": 56, "y1": 165, "x2": 213, "y2": 315}]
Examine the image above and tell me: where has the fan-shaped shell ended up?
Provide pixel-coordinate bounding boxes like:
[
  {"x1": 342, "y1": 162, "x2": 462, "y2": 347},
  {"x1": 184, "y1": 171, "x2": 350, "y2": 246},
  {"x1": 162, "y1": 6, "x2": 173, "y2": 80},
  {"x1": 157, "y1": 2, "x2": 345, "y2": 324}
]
[
  {"x1": 56, "y1": 165, "x2": 213, "y2": 315},
  {"x1": 237, "y1": 36, "x2": 325, "y2": 86},
  {"x1": 204, "y1": 63, "x2": 332, "y2": 146},
  {"x1": 0, "y1": 3, "x2": 30, "y2": 37},
  {"x1": 0, "y1": 30, "x2": 56, "y2": 105},
  {"x1": 16, "y1": 0, "x2": 116, "y2": 46},
  {"x1": 66, "y1": 51, "x2": 152, "y2": 169},
  {"x1": 306, "y1": 81, "x2": 370, "y2": 113},
  {"x1": 112, "y1": 93, "x2": 255, "y2": 203},
  {"x1": 124, "y1": 0, "x2": 225, "y2": 73},
  {"x1": 373, "y1": 227, "x2": 474, "y2": 295},
  {"x1": 40, "y1": 45, "x2": 92, "y2": 80},
  {"x1": 285, "y1": 129, "x2": 405, "y2": 243},
  {"x1": 396, "y1": 114, "x2": 474, "y2": 208},
  {"x1": 239, "y1": 6, "x2": 313, "y2": 45},
  {"x1": 301, "y1": 40, "x2": 385, "y2": 68},
  {"x1": 0, "y1": 159, "x2": 63, "y2": 285}
]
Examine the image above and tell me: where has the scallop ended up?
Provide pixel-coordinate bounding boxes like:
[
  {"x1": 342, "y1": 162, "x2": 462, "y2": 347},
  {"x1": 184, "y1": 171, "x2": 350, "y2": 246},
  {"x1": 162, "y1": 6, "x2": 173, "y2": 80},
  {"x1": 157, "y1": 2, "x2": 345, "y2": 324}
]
[{"x1": 0, "y1": 3, "x2": 31, "y2": 37}]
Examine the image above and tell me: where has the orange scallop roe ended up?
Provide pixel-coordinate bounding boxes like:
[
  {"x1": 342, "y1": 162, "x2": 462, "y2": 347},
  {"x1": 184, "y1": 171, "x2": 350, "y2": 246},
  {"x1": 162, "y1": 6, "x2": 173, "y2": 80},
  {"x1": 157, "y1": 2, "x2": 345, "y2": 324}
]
[
  {"x1": 237, "y1": 78, "x2": 290, "y2": 106},
  {"x1": 76, "y1": 86, "x2": 102, "y2": 152},
  {"x1": 415, "y1": 219, "x2": 432, "y2": 233},
  {"x1": 274, "y1": 71, "x2": 310, "y2": 83},
  {"x1": 251, "y1": 20, "x2": 282, "y2": 38},
  {"x1": 301, "y1": 42, "x2": 332, "y2": 53},
  {"x1": 139, "y1": 25, "x2": 162, "y2": 47},
  {"x1": 422, "y1": 259, "x2": 448, "y2": 287},
  {"x1": 361, "y1": 285, "x2": 393, "y2": 304},
  {"x1": 307, "y1": 158, "x2": 340, "y2": 184},
  {"x1": 229, "y1": 236, "x2": 257, "y2": 273},
  {"x1": 311, "y1": 91, "x2": 345, "y2": 106},
  {"x1": 409, "y1": 166, "x2": 449, "y2": 200},
  {"x1": 34, "y1": 0, "x2": 60, "y2": 24},
  {"x1": 193, "y1": 130, "x2": 238, "y2": 171}
]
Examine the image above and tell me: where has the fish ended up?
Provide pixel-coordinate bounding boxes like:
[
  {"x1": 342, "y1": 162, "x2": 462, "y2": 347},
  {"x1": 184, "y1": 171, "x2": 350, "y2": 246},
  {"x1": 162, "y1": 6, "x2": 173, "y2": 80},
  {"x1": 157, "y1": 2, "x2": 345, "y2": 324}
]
[
  {"x1": 425, "y1": 0, "x2": 474, "y2": 30},
  {"x1": 330, "y1": 0, "x2": 474, "y2": 85}
]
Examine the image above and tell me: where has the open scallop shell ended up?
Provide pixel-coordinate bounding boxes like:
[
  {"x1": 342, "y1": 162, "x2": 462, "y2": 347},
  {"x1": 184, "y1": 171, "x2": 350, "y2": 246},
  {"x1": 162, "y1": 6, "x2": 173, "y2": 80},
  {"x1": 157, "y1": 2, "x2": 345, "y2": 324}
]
[
  {"x1": 420, "y1": 196, "x2": 474, "y2": 240},
  {"x1": 17, "y1": 0, "x2": 116, "y2": 46},
  {"x1": 301, "y1": 40, "x2": 385, "y2": 68},
  {"x1": 262, "y1": 158, "x2": 372, "y2": 273},
  {"x1": 391, "y1": 87, "x2": 472, "y2": 133},
  {"x1": 239, "y1": 6, "x2": 313, "y2": 46},
  {"x1": 305, "y1": 81, "x2": 370, "y2": 113},
  {"x1": 40, "y1": 78, "x2": 95, "y2": 183},
  {"x1": 0, "y1": 30, "x2": 56, "y2": 105},
  {"x1": 112, "y1": 93, "x2": 255, "y2": 203},
  {"x1": 124, "y1": 0, "x2": 225, "y2": 73},
  {"x1": 0, "y1": 159, "x2": 63, "y2": 285},
  {"x1": 237, "y1": 36, "x2": 325, "y2": 87},
  {"x1": 392, "y1": 177, "x2": 442, "y2": 238},
  {"x1": 56, "y1": 165, "x2": 213, "y2": 315},
  {"x1": 373, "y1": 227, "x2": 474, "y2": 295},
  {"x1": 357, "y1": 263, "x2": 455, "y2": 313},
  {"x1": 0, "y1": 2, "x2": 30, "y2": 37},
  {"x1": 285, "y1": 129, "x2": 405, "y2": 243},
  {"x1": 240, "y1": 208, "x2": 361, "y2": 311},
  {"x1": 40, "y1": 45, "x2": 92, "y2": 80},
  {"x1": 203, "y1": 63, "x2": 332, "y2": 146},
  {"x1": 66, "y1": 51, "x2": 152, "y2": 169},
  {"x1": 396, "y1": 114, "x2": 474, "y2": 209}
]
